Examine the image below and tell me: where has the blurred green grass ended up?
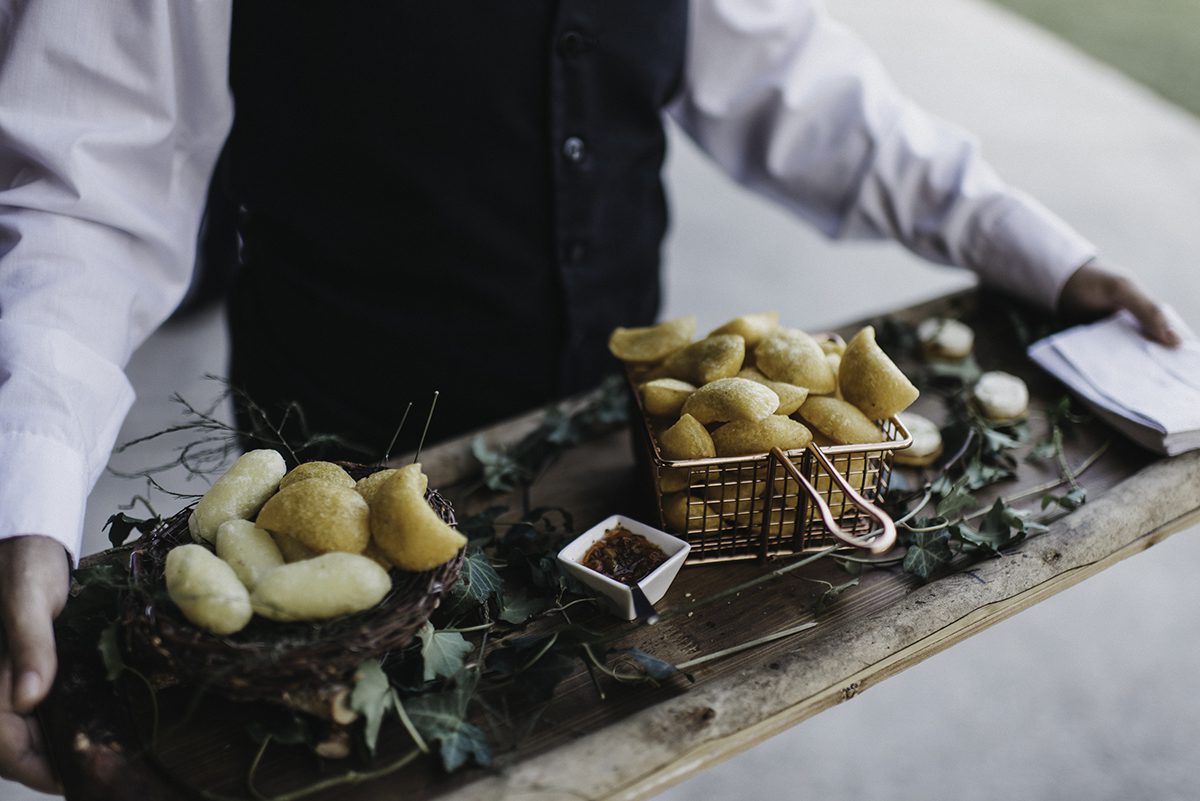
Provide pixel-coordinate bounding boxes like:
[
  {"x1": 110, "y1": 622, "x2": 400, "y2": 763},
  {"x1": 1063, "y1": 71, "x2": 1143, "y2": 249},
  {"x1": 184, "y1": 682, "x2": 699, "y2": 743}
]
[{"x1": 989, "y1": 0, "x2": 1200, "y2": 116}]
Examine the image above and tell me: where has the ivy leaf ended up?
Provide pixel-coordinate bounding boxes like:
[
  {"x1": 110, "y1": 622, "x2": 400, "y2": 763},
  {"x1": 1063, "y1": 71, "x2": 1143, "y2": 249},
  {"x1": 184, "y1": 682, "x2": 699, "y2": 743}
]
[
  {"x1": 418, "y1": 622, "x2": 474, "y2": 682},
  {"x1": 832, "y1": 555, "x2": 865, "y2": 576},
  {"x1": 929, "y1": 473, "x2": 955, "y2": 497},
  {"x1": 1026, "y1": 439, "x2": 1058, "y2": 461},
  {"x1": 935, "y1": 476, "x2": 977, "y2": 518},
  {"x1": 97, "y1": 623, "x2": 124, "y2": 682},
  {"x1": 103, "y1": 512, "x2": 161, "y2": 548},
  {"x1": 814, "y1": 576, "x2": 861, "y2": 612},
  {"x1": 1042, "y1": 485, "x2": 1087, "y2": 511},
  {"x1": 471, "y1": 436, "x2": 530, "y2": 492},
  {"x1": 610, "y1": 647, "x2": 694, "y2": 684},
  {"x1": 457, "y1": 506, "x2": 508, "y2": 543},
  {"x1": 486, "y1": 634, "x2": 579, "y2": 703},
  {"x1": 981, "y1": 426, "x2": 1022, "y2": 454},
  {"x1": 956, "y1": 499, "x2": 1047, "y2": 556},
  {"x1": 926, "y1": 355, "x2": 981, "y2": 384},
  {"x1": 246, "y1": 709, "x2": 318, "y2": 748},
  {"x1": 453, "y1": 547, "x2": 504, "y2": 606},
  {"x1": 350, "y1": 659, "x2": 394, "y2": 754},
  {"x1": 541, "y1": 408, "x2": 580, "y2": 447},
  {"x1": 578, "y1": 375, "x2": 630, "y2": 428},
  {"x1": 903, "y1": 530, "x2": 953, "y2": 580},
  {"x1": 963, "y1": 458, "x2": 1015, "y2": 490},
  {"x1": 497, "y1": 585, "x2": 549, "y2": 625},
  {"x1": 405, "y1": 672, "x2": 492, "y2": 773}
]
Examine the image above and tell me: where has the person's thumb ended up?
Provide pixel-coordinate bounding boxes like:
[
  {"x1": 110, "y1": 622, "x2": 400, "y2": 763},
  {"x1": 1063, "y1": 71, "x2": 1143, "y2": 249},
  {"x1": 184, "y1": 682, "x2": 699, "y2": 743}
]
[
  {"x1": 1, "y1": 537, "x2": 69, "y2": 713},
  {"x1": 1112, "y1": 280, "x2": 1181, "y2": 347}
]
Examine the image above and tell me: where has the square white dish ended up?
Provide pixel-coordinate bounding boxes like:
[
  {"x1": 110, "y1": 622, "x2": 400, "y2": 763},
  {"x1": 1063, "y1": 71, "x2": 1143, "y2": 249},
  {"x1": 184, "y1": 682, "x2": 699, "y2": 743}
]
[{"x1": 556, "y1": 514, "x2": 690, "y2": 621}]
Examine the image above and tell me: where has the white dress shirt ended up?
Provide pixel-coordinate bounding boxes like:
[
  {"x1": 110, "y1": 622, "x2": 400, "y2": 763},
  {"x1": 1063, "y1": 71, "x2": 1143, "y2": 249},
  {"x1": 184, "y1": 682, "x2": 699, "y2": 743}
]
[{"x1": 0, "y1": 0, "x2": 1094, "y2": 561}]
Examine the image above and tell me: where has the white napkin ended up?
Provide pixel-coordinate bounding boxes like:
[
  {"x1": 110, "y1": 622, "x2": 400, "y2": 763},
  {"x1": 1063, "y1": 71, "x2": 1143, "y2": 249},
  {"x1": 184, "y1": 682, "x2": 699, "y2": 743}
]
[{"x1": 1027, "y1": 309, "x2": 1200, "y2": 455}]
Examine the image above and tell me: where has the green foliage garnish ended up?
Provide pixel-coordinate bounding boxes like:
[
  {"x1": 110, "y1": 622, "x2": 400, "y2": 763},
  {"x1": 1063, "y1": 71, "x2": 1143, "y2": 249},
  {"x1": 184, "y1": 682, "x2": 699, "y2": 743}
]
[
  {"x1": 103, "y1": 512, "x2": 163, "y2": 548},
  {"x1": 451, "y1": 547, "x2": 505, "y2": 607},
  {"x1": 405, "y1": 672, "x2": 492, "y2": 772},
  {"x1": 418, "y1": 622, "x2": 475, "y2": 683},
  {"x1": 901, "y1": 529, "x2": 954, "y2": 580}
]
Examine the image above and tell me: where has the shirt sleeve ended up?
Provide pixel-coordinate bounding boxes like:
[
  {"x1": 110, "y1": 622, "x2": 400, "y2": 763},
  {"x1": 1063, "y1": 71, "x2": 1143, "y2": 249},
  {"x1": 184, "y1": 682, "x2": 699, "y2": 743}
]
[
  {"x1": 0, "y1": 0, "x2": 234, "y2": 562},
  {"x1": 670, "y1": 0, "x2": 1096, "y2": 311}
]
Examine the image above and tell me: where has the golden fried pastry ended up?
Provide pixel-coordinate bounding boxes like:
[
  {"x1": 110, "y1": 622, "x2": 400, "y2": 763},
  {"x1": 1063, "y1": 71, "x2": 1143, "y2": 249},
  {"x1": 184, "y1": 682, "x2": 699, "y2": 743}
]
[
  {"x1": 708, "y1": 311, "x2": 780, "y2": 347},
  {"x1": 272, "y1": 531, "x2": 318, "y2": 563},
  {"x1": 711, "y1": 415, "x2": 813, "y2": 457},
  {"x1": 697, "y1": 473, "x2": 764, "y2": 524},
  {"x1": 355, "y1": 468, "x2": 428, "y2": 504},
  {"x1": 215, "y1": 519, "x2": 284, "y2": 591},
  {"x1": 796, "y1": 396, "x2": 885, "y2": 445},
  {"x1": 681, "y1": 377, "x2": 779, "y2": 424},
  {"x1": 251, "y1": 553, "x2": 392, "y2": 622},
  {"x1": 754, "y1": 328, "x2": 837, "y2": 394},
  {"x1": 649, "y1": 334, "x2": 745, "y2": 385},
  {"x1": 658, "y1": 413, "x2": 717, "y2": 460},
  {"x1": 361, "y1": 540, "x2": 396, "y2": 570},
  {"x1": 657, "y1": 467, "x2": 693, "y2": 494},
  {"x1": 661, "y1": 492, "x2": 719, "y2": 533},
  {"x1": 737, "y1": 367, "x2": 809, "y2": 415},
  {"x1": 256, "y1": 480, "x2": 371, "y2": 555},
  {"x1": 369, "y1": 467, "x2": 467, "y2": 571},
  {"x1": 608, "y1": 316, "x2": 696, "y2": 364},
  {"x1": 838, "y1": 326, "x2": 919, "y2": 419},
  {"x1": 165, "y1": 544, "x2": 253, "y2": 635},
  {"x1": 825, "y1": 353, "x2": 842, "y2": 387},
  {"x1": 279, "y1": 461, "x2": 355, "y2": 491},
  {"x1": 639, "y1": 378, "x2": 697, "y2": 417},
  {"x1": 189, "y1": 449, "x2": 287, "y2": 545},
  {"x1": 819, "y1": 338, "x2": 846, "y2": 356}
]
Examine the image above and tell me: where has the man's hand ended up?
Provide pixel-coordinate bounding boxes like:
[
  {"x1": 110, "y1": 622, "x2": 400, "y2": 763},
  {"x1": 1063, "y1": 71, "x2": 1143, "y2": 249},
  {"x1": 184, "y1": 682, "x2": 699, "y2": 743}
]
[
  {"x1": 1059, "y1": 260, "x2": 1181, "y2": 346},
  {"x1": 0, "y1": 535, "x2": 69, "y2": 793}
]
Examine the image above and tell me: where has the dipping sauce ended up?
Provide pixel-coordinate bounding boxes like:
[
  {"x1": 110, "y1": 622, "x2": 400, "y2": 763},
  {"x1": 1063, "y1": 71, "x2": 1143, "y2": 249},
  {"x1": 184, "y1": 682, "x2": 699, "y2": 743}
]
[{"x1": 580, "y1": 525, "x2": 668, "y2": 586}]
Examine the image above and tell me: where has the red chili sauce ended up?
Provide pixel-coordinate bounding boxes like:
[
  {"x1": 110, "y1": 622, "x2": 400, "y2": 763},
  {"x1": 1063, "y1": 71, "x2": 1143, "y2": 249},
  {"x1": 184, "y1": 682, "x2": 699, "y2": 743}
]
[{"x1": 580, "y1": 525, "x2": 668, "y2": 586}]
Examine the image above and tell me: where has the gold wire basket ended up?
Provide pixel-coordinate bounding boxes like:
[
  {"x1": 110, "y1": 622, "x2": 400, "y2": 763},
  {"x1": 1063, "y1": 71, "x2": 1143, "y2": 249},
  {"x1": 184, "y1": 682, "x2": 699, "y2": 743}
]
[{"x1": 629, "y1": 365, "x2": 911, "y2": 564}]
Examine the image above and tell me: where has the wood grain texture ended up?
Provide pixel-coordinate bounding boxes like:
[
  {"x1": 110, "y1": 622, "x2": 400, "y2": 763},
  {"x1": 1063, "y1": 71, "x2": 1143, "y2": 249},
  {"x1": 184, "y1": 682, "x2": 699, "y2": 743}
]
[{"x1": 45, "y1": 290, "x2": 1200, "y2": 801}]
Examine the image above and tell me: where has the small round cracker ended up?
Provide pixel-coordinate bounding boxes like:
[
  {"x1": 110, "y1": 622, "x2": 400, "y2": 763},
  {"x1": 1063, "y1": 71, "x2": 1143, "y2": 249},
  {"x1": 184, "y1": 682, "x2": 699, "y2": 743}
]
[{"x1": 895, "y1": 412, "x2": 944, "y2": 467}]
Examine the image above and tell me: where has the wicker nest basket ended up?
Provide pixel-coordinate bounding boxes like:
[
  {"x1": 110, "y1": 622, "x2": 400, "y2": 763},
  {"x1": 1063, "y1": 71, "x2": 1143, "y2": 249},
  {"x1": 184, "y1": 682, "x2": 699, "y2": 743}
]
[{"x1": 120, "y1": 465, "x2": 464, "y2": 703}]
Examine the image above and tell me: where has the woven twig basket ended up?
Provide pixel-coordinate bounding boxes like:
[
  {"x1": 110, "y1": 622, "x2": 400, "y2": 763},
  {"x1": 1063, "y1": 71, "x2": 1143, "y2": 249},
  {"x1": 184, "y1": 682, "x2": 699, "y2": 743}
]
[{"x1": 121, "y1": 467, "x2": 463, "y2": 702}]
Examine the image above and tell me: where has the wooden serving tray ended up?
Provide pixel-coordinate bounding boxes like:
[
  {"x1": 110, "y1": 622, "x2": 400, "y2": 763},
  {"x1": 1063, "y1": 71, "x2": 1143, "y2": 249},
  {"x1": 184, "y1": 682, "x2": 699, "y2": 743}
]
[{"x1": 42, "y1": 290, "x2": 1200, "y2": 801}]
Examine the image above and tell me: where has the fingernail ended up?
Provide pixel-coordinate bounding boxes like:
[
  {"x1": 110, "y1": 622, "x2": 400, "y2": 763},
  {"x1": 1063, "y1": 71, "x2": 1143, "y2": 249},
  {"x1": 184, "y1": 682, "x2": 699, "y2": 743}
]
[{"x1": 15, "y1": 670, "x2": 42, "y2": 709}]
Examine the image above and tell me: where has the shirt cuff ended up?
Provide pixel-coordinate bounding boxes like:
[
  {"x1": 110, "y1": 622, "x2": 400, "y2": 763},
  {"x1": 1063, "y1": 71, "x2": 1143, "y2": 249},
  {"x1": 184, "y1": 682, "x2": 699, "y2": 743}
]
[
  {"x1": 969, "y1": 189, "x2": 1098, "y2": 312},
  {"x1": 0, "y1": 430, "x2": 88, "y2": 565}
]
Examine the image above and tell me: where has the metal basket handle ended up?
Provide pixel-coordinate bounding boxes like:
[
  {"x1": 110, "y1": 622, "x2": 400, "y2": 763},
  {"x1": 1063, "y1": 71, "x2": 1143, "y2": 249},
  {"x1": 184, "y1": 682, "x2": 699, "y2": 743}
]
[{"x1": 769, "y1": 446, "x2": 897, "y2": 555}]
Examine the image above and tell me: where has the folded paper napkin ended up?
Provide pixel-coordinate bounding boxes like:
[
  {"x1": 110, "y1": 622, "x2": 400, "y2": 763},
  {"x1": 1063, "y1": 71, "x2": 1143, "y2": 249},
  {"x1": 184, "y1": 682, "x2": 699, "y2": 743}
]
[{"x1": 1027, "y1": 310, "x2": 1200, "y2": 455}]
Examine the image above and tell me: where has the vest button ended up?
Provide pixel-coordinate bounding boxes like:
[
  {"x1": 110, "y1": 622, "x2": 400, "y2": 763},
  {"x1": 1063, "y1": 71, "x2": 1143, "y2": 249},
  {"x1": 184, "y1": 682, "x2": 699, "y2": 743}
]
[
  {"x1": 564, "y1": 241, "x2": 588, "y2": 263},
  {"x1": 559, "y1": 30, "x2": 586, "y2": 57},
  {"x1": 562, "y1": 136, "x2": 587, "y2": 163}
]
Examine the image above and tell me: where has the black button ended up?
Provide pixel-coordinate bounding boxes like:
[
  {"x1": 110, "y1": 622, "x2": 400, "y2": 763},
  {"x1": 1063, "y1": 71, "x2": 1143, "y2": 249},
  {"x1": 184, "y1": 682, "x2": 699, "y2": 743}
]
[
  {"x1": 562, "y1": 136, "x2": 586, "y2": 163},
  {"x1": 558, "y1": 30, "x2": 586, "y2": 57},
  {"x1": 564, "y1": 241, "x2": 588, "y2": 263}
]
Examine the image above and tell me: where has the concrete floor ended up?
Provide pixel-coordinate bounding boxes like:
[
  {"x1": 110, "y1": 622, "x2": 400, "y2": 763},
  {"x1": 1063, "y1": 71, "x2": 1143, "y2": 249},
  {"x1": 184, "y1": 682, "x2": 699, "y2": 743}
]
[{"x1": 6, "y1": 0, "x2": 1200, "y2": 798}]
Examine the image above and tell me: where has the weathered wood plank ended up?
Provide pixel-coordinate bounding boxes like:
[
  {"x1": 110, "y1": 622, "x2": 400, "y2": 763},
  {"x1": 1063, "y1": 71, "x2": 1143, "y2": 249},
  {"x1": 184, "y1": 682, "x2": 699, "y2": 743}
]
[{"x1": 45, "y1": 290, "x2": 1200, "y2": 801}]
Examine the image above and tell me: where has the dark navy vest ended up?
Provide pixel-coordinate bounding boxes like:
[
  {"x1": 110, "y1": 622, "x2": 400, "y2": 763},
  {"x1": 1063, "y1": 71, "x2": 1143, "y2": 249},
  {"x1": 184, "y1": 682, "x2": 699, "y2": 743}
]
[{"x1": 224, "y1": 2, "x2": 688, "y2": 455}]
